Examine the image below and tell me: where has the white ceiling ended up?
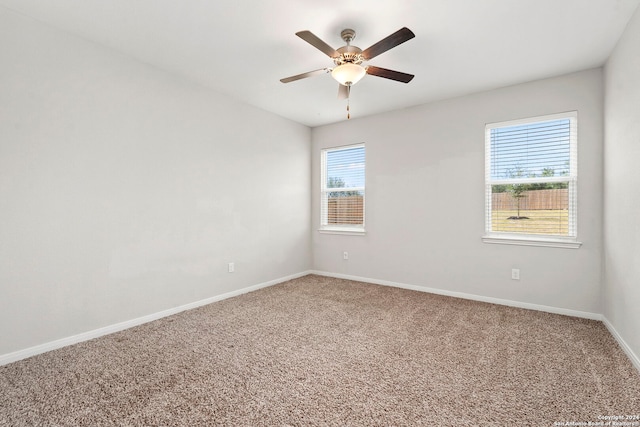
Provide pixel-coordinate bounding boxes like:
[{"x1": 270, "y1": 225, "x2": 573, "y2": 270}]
[{"x1": 1, "y1": 0, "x2": 638, "y2": 127}]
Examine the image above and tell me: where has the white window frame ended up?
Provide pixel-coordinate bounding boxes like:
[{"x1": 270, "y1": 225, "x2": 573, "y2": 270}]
[
  {"x1": 320, "y1": 143, "x2": 366, "y2": 235},
  {"x1": 482, "y1": 112, "x2": 582, "y2": 249}
]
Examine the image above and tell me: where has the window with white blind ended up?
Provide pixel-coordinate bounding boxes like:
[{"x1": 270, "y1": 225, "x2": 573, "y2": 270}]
[
  {"x1": 483, "y1": 112, "x2": 581, "y2": 248},
  {"x1": 320, "y1": 144, "x2": 365, "y2": 234}
]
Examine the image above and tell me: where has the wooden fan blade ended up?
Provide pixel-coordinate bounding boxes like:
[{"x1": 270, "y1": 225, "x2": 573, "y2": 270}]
[
  {"x1": 280, "y1": 68, "x2": 329, "y2": 83},
  {"x1": 361, "y1": 27, "x2": 415, "y2": 60},
  {"x1": 338, "y1": 84, "x2": 349, "y2": 99},
  {"x1": 296, "y1": 30, "x2": 339, "y2": 58},
  {"x1": 366, "y1": 65, "x2": 414, "y2": 83}
]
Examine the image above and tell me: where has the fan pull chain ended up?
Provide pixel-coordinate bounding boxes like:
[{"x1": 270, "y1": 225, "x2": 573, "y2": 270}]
[{"x1": 347, "y1": 85, "x2": 351, "y2": 120}]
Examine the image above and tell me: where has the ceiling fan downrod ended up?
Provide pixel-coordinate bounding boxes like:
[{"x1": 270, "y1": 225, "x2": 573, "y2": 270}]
[{"x1": 340, "y1": 28, "x2": 356, "y2": 45}]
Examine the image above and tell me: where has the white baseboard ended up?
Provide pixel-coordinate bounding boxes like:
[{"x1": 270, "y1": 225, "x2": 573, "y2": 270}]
[
  {"x1": 310, "y1": 270, "x2": 602, "y2": 320},
  {"x1": 602, "y1": 316, "x2": 640, "y2": 373},
  {"x1": 4, "y1": 270, "x2": 638, "y2": 376},
  {"x1": 0, "y1": 271, "x2": 311, "y2": 367}
]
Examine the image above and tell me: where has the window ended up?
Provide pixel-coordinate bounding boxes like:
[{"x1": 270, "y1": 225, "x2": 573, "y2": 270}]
[
  {"x1": 320, "y1": 144, "x2": 365, "y2": 234},
  {"x1": 483, "y1": 112, "x2": 580, "y2": 248}
]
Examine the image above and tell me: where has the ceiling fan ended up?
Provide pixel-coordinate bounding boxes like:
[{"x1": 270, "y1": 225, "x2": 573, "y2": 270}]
[{"x1": 280, "y1": 27, "x2": 416, "y2": 118}]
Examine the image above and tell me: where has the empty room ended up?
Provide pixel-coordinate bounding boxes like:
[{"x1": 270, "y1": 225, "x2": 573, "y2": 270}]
[{"x1": 1, "y1": 0, "x2": 639, "y2": 425}]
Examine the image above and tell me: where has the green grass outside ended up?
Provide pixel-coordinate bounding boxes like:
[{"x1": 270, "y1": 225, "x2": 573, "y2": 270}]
[{"x1": 491, "y1": 209, "x2": 569, "y2": 235}]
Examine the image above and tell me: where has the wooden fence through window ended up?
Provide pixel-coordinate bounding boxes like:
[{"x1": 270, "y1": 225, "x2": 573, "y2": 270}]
[
  {"x1": 327, "y1": 196, "x2": 364, "y2": 224},
  {"x1": 492, "y1": 188, "x2": 568, "y2": 211}
]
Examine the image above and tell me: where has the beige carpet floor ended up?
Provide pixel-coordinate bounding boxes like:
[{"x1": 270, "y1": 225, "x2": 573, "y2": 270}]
[{"x1": 1, "y1": 275, "x2": 639, "y2": 426}]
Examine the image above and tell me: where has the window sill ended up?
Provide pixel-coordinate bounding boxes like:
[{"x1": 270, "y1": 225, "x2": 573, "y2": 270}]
[
  {"x1": 482, "y1": 235, "x2": 582, "y2": 249},
  {"x1": 319, "y1": 228, "x2": 366, "y2": 236}
]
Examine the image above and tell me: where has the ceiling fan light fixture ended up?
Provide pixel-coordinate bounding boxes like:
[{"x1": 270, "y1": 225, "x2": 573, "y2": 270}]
[{"x1": 331, "y1": 63, "x2": 366, "y2": 86}]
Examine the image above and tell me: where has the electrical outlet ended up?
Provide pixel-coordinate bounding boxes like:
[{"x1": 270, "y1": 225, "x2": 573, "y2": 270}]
[
  {"x1": 511, "y1": 268, "x2": 520, "y2": 280},
  {"x1": 343, "y1": 251, "x2": 349, "y2": 260},
  {"x1": 228, "y1": 262, "x2": 235, "y2": 273}
]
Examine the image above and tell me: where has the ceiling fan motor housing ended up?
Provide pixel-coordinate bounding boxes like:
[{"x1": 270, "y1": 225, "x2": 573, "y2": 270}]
[
  {"x1": 334, "y1": 29, "x2": 364, "y2": 66},
  {"x1": 334, "y1": 46, "x2": 364, "y2": 66}
]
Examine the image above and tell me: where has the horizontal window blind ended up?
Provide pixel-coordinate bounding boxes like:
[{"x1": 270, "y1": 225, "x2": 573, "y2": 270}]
[
  {"x1": 485, "y1": 112, "x2": 577, "y2": 239},
  {"x1": 321, "y1": 144, "x2": 365, "y2": 230},
  {"x1": 490, "y1": 119, "x2": 571, "y2": 181}
]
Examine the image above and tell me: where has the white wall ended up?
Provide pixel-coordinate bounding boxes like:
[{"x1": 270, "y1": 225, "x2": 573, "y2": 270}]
[
  {"x1": 0, "y1": 8, "x2": 311, "y2": 356},
  {"x1": 603, "y1": 6, "x2": 640, "y2": 362},
  {"x1": 312, "y1": 69, "x2": 604, "y2": 314}
]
